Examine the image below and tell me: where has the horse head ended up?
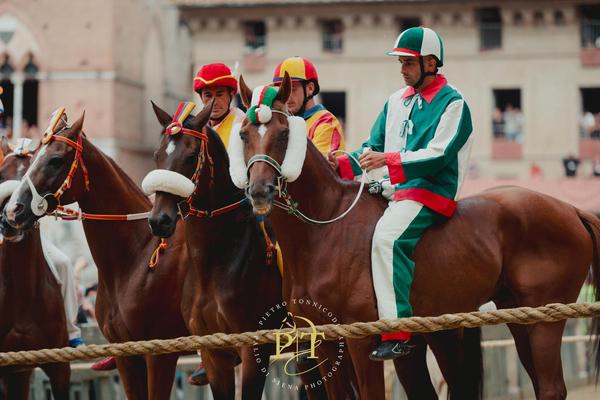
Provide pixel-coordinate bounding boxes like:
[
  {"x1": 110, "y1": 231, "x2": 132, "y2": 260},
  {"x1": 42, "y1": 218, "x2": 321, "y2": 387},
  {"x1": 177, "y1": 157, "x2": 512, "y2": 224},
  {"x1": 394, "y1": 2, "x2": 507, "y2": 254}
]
[
  {"x1": 4, "y1": 109, "x2": 87, "y2": 230},
  {"x1": 0, "y1": 136, "x2": 39, "y2": 241},
  {"x1": 142, "y1": 100, "x2": 214, "y2": 238},
  {"x1": 231, "y1": 72, "x2": 307, "y2": 215}
]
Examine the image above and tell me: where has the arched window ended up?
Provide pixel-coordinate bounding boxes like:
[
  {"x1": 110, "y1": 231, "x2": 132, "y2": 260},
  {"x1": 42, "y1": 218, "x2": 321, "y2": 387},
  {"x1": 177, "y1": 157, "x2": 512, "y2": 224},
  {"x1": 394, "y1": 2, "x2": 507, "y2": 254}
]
[
  {"x1": 23, "y1": 53, "x2": 39, "y2": 130},
  {"x1": 0, "y1": 54, "x2": 14, "y2": 135}
]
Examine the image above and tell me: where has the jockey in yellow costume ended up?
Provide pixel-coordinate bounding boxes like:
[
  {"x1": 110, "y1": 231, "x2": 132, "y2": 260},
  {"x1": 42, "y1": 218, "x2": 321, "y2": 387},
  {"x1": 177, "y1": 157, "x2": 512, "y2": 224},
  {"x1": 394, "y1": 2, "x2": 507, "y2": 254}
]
[
  {"x1": 193, "y1": 63, "x2": 245, "y2": 149},
  {"x1": 272, "y1": 57, "x2": 345, "y2": 155}
]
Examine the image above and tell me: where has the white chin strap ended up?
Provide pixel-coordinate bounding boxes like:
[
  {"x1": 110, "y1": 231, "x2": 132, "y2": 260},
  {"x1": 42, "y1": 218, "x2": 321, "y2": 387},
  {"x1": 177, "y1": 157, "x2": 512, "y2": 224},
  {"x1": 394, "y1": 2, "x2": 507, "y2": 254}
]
[
  {"x1": 27, "y1": 175, "x2": 49, "y2": 216},
  {"x1": 228, "y1": 114, "x2": 307, "y2": 189},
  {"x1": 141, "y1": 169, "x2": 195, "y2": 198}
]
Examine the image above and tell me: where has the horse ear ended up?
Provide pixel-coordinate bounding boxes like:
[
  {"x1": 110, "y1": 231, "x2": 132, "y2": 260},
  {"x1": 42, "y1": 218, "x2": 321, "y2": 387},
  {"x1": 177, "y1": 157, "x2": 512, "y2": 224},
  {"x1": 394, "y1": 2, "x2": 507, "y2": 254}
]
[
  {"x1": 275, "y1": 71, "x2": 292, "y2": 105},
  {"x1": 191, "y1": 99, "x2": 213, "y2": 130},
  {"x1": 0, "y1": 136, "x2": 10, "y2": 157},
  {"x1": 151, "y1": 101, "x2": 172, "y2": 127},
  {"x1": 0, "y1": 136, "x2": 8, "y2": 164},
  {"x1": 70, "y1": 111, "x2": 85, "y2": 135},
  {"x1": 238, "y1": 75, "x2": 252, "y2": 109}
]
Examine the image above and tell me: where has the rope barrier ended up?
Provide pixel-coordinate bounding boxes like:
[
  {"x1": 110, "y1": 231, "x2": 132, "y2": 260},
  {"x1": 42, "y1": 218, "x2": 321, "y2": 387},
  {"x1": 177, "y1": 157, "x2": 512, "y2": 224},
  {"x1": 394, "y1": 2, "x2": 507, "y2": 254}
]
[{"x1": 0, "y1": 301, "x2": 598, "y2": 367}]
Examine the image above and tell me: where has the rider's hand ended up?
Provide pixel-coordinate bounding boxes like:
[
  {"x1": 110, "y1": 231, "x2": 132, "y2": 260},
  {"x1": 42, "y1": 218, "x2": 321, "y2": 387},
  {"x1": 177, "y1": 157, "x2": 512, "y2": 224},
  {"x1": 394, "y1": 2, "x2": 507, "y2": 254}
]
[
  {"x1": 327, "y1": 152, "x2": 339, "y2": 170},
  {"x1": 359, "y1": 151, "x2": 386, "y2": 171}
]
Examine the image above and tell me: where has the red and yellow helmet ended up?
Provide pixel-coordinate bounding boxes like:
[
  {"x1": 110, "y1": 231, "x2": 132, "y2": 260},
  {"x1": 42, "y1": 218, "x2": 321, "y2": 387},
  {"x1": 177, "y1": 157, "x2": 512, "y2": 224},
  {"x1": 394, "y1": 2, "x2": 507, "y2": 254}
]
[
  {"x1": 272, "y1": 57, "x2": 320, "y2": 95},
  {"x1": 193, "y1": 63, "x2": 238, "y2": 95}
]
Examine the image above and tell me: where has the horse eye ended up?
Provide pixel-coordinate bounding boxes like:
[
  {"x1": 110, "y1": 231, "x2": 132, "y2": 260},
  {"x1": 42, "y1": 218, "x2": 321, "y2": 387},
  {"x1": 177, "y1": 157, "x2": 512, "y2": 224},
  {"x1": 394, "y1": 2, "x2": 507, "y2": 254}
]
[
  {"x1": 47, "y1": 156, "x2": 64, "y2": 169},
  {"x1": 279, "y1": 129, "x2": 289, "y2": 142},
  {"x1": 184, "y1": 154, "x2": 197, "y2": 166},
  {"x1": 239, "y1": 130, "x2": 249, "y2": 144}
]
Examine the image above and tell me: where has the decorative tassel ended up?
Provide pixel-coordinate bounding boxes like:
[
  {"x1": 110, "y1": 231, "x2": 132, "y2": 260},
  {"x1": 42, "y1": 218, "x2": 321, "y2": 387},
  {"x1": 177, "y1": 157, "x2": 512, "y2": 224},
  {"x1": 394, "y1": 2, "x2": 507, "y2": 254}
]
[{"x1": 149, "y1": 238, "x2": 168, "y2": 269}]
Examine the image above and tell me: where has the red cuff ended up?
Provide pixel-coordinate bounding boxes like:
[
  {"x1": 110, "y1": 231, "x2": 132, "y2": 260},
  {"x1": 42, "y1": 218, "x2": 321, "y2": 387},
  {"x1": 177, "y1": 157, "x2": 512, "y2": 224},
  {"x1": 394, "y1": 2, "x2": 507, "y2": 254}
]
[
  {"x1": 382, "y1": 331, "x2": 412, "y2": 341},
  {"x1": 385, "y1": 152, "x2": 406, "y2": 184},
  {"x1": 337, "y1": 155, "x2": 355, "y2": 180}
]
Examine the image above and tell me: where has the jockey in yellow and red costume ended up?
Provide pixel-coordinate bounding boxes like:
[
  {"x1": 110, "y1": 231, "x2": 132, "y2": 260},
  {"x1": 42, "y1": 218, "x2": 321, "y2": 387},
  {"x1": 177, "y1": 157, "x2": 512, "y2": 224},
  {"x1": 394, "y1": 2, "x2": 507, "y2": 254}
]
[
  {"x1": 272, "y1": 57, "x2": 345, "y2": 155},
  {"x1": 193, "y1": 63, "x2": 245, "y2": 149}
]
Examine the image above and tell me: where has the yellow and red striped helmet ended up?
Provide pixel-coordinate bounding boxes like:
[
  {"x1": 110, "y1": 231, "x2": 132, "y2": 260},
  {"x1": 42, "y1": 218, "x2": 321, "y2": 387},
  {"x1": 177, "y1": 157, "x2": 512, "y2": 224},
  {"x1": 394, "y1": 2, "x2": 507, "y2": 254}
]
[{"x1": 272, "y1": 57, "x2": 320, "y2": 95}]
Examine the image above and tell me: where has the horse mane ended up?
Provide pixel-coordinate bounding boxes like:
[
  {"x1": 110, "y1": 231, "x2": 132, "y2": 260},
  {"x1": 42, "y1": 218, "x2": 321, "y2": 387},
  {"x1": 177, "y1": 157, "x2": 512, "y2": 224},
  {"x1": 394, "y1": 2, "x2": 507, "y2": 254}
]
[{"x1": 82, "y1": 135, "x2": 151, "y2": 207}]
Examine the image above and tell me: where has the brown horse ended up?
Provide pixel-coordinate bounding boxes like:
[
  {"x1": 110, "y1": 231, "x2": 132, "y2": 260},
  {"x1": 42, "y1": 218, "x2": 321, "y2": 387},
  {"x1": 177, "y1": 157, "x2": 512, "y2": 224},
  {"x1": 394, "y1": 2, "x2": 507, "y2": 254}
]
[
  {"x1": 0, "y1": 137, "x2": 70, "y2": 399},
  {"x1": 232, "y1": 76, "x2": 483, "y2": 399},
  {"x1": 235, "y1": 73, "x2": 600, "y2": 400},
  {"x1": 3, "y1": 115, "x2": 191, "y2": 400},
  {"x1": 142, "y1": 102, "x2": 285, "y2": 399}
]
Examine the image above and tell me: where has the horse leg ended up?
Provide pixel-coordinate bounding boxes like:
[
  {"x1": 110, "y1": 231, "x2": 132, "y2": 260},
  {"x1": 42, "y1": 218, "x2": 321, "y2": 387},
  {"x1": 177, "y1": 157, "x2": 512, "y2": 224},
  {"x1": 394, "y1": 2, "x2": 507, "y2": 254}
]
[
  {"x1": 345, "y1": 337, "x2": 385, "y2": 399},
  {"x1": 305, "y1": 341, "x2": 356, "y2": 399},
  {"x1": 40, "y1": 362, "x2": 71, "y2": 400},
  {"x1": 392, "y1": 334, "x2": 437, "y2": 400},
  {"x1": 526, "y1": 321, "x2": 568, "y2": 400},
  {"x1": 239, "y1": 345, "x2": 269, "y2": 400},
  {"x1": 4, "y1": 370, "x2": 33, "y2": 400},
  {"x1": 145, "y1": 354, "x2": 179, "y2": 400},
  {"x1": 116, "y1": 356, "x2": 149, "y2": 400},
  {"x1": 426, "y1": 328, "x2": 483, "y2": 400},
  {"x1": 202, "y1": 349, "x2": 236, "y2": 400},
  {"x1": 505, "y1": 323, "x2": 538, "y2": 393}
]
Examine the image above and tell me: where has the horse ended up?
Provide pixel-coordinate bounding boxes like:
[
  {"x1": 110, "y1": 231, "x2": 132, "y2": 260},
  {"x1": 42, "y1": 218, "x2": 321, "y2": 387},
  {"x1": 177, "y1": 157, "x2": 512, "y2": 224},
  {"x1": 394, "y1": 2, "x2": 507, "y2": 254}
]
[
  {"x1": 0, "y1": 137, "x2": 70, "y2": 399},
  {"x1": 230, "y1": 75, "x2": 483, "y2": 399},
  {"x1": 234, "y1": 72, "x2": 600, "y2": 400},
  {"x1": 142, "y1": 101, "x2": 335, "y2": 399},
  {"x1": 3, "y1": 114, "x2": 191, "y2": 400}
]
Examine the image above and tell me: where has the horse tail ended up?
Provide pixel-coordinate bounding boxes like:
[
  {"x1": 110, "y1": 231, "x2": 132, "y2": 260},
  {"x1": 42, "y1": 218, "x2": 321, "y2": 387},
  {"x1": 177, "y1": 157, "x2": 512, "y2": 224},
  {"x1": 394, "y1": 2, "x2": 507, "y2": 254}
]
[
  {"x1": 577, "y1": 209, "x2": 600, "y2": 381},
  {"x1": 463, "y1": 327, "x2": 484, "y2": 400}
]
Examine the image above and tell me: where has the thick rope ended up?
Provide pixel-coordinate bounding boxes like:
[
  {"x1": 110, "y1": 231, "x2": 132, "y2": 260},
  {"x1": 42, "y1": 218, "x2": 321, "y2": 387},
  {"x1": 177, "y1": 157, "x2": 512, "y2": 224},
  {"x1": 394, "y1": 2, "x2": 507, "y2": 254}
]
[{"x1": 1, "y1": 302, "x2": 599, "y2": 367}]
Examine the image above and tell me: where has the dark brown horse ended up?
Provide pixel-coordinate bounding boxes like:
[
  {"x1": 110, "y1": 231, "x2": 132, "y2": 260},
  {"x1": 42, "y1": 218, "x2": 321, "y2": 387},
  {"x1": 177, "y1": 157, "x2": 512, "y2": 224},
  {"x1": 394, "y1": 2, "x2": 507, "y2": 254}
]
[
  {"x1": 0, "y1": 137, "x2": 70, "y2": 399},
  {"x1": 3, "y1": 115, "x2": 191, "y2": 400},
  {"x1": 142, "y1": 101, "x2": 299, "y2": 398},
  {"x1": 236, "y1": 73, "x2": 600, "y2": 400}
]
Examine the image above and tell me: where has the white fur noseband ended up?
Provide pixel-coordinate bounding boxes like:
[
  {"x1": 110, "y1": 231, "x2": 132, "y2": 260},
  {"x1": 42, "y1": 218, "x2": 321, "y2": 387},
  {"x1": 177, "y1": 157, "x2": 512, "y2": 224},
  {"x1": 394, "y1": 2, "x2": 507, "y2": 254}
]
[
  {"x1": 141, "y1": 169, "x2": 195, "y2": 198},
  {"x1": 0, "y1": 180, "x2": 20, "y2": 205},
  {"x1": 228, "y1": 115, "x2": 307, "y2": 189}
]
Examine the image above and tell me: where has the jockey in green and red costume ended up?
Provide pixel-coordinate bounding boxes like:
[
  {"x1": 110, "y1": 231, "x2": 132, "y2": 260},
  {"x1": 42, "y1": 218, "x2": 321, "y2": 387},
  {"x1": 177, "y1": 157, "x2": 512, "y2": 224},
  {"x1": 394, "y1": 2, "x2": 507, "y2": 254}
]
[
  {"x1": 272, "y1": 57, "x2": 345, "y2": 156},
  {"x1": 329, "y1": 26, "x2": 474, "y2": 360}
]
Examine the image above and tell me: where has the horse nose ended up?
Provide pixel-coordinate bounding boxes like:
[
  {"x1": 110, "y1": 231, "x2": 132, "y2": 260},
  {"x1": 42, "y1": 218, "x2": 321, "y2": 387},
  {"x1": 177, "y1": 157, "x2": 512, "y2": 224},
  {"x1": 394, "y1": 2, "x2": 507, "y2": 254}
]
[
  {"x1": 248, "y1": 182, "x2": 275, "y2": 199},
  {"x1": 4, "y1": 202, "x2": 24, "y2": 224},
  {"x1": 148, "y1": 212, "x2": 175, "y2": 238}
]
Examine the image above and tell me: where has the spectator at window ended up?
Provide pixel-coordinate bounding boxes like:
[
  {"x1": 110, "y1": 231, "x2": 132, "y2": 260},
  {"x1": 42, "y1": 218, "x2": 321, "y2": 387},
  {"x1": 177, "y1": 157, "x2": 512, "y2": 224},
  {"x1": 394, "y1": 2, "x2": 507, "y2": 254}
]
[
  {"x1": 492, "y1": 107, "x2": 504, "y2": 137},
  {"x1": 580, "y1": 110, "x2": 596, "y2": 138},
  {"x1": 503, "y1": 103, "x2": 523, "y2": 142}
]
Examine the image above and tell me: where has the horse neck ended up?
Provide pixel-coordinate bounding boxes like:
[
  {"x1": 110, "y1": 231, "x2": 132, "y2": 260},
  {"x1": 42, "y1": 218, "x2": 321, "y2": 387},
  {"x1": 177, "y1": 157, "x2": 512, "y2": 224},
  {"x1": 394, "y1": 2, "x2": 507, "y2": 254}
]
[
  {"x1": 76, "y1": 138, "x2": 152, "y2": 277},
  {"x1": 186, "y1": 131, "x2": 252, "y2": 279},
  {"x1": 0, "y1": 230, "x2": 47, "y2": 299},
  {"x1": 280, "y1": 141, "x2": 351, "y2": 225},
  {"x1": 190, "y1": 130, "x2": 243, "y2": 212}
]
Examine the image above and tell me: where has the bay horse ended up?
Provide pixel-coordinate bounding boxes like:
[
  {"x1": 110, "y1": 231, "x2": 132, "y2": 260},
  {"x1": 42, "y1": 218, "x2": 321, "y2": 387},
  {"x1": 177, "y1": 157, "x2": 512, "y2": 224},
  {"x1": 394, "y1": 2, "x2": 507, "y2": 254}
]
[
  {"x1": 142, "y1": 101, "x2": 331, "y2": 399},
  {"x1": 234, "y1": 76, "x2": 482, "y2": 399},
  {"x1": 0, "y1": 137, "x2": 70, "y2": 399},
  {"x1": 235, "y1": 73, "x2": 600, "y2": 400},
  {"x1": 3, "y1": 114, "x2": 191, "y2": 400}
]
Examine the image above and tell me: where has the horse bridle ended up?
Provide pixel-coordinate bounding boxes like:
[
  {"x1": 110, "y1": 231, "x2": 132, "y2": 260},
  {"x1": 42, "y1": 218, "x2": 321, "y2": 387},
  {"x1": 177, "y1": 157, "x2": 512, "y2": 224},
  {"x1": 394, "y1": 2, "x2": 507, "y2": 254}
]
[
  {"x1": 244, "y1": 108, "x2": 367, "y2": 225},
  {"x1": 163, "y1": 122, "x2": 247, "y2": 220},
  {"x1": 28, "y1": 127, "x2": 90, "y2": 216}
]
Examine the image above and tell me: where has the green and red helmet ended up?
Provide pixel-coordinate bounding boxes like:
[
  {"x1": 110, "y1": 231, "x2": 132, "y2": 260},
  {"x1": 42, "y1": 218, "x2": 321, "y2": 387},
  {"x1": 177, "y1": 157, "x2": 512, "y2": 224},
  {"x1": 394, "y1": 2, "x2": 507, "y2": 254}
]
[
  {"x1": 387, "y1": 26, "x2": 444, "y2": 67},
  {"x1": 272, "y1": 57, "x2": 320, "y2": 95}
]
